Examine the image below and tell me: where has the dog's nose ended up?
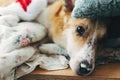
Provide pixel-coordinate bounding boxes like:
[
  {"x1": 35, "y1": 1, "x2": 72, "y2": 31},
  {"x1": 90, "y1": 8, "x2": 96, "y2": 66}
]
[{"x1": 77, "y1": 60, "x2": 93, "y2": 75}]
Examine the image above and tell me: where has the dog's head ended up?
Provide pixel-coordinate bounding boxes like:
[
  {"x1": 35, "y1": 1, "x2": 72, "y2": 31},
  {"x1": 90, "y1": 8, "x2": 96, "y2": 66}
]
[
  {"x1": 65, "y1": 18, "x2": 106, "y2": 75},
  {"x1": 63, "y1": 0, "x2": 106, "y2": 75}
]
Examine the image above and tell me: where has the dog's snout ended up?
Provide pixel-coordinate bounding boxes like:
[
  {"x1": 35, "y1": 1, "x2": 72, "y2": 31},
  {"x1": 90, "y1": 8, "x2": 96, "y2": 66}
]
[{"x1": 77, "y1": 60, "x2": 93, "y2": 75}]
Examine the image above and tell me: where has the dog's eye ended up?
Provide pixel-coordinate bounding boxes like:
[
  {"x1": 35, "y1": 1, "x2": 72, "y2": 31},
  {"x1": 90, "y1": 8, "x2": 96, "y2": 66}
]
[{"x1": 76, "y1": 26, "x2": 85, "y2": 36}]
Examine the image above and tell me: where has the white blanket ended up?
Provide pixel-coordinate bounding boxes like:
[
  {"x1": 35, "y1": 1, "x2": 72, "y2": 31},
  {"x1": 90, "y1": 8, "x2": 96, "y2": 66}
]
[
  {"x1": 0, "y1": 1, "x2": 69, "y2": 79},
  {"x1": 0, "y1": 15, "x2": 69, "y2": 80}
]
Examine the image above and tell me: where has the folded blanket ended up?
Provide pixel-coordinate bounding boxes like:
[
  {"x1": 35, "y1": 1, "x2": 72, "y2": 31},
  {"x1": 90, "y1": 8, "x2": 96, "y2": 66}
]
[
  {"x1": 72, "y1": 0, "x2": 120, "y2": 19},
  {"x1": 0, "y1": 15, "x2": 69, "y2": 80}
]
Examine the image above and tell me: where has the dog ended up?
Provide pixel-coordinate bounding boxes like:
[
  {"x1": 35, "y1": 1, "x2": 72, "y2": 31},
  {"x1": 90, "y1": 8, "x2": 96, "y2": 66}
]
[
  {"x1": 1, "y1": 0, "x2": 120, "y2": 76},
  {"x1": 37, "y1": 0, "x2": 106, "y2": 75}
]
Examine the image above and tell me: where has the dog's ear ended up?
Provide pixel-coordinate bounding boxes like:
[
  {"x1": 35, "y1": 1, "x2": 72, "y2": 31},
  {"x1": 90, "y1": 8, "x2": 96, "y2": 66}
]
[
  {"x1": 63, "y1": 0, "x2": 75, "y2": 12},
  {"x1": 96, "y1": 21, "x2": 106, "y2": 39}
]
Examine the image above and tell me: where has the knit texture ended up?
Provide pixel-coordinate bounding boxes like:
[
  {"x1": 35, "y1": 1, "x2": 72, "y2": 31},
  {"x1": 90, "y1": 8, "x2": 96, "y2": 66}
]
[{"x1": 72, "y1": 0, "x2": 120, "y2": 19}]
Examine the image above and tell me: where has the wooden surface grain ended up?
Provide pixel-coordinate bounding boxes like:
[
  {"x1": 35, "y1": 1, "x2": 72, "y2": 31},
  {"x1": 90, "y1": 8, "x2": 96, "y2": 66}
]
[{"x1": 19, "y1": 63, "x2": 120, "y2": 80}]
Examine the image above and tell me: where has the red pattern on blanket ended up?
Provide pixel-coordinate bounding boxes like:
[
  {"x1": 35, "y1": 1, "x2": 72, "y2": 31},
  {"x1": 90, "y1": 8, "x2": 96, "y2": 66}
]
[{"x1": 16, "y1": 0, "x2": 32, "y2": 11}]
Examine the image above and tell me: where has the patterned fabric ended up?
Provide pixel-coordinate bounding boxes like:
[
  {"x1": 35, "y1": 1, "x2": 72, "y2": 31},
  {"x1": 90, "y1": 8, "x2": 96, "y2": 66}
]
[
  {"x1": 0, "y1": 0, "x2": 47, "y2": 21},
  {"x1": 0, "y1": 15, "x2": 69, "y2": 80},
  {"x1": 72, "y1": 0, "x2": 120, "y2": 19},
  {"x1": 96, "y1": 48, "x2": 120, "y2": 65},
  {"x1": 16, "y1": 0, "x2": 32, "y2": 11}
]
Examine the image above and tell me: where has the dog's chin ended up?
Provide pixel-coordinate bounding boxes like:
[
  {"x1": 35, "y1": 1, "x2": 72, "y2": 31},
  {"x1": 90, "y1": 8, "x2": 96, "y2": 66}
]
[{"x1": 69, "y1": 60, "x2": 80, "y2": 74}]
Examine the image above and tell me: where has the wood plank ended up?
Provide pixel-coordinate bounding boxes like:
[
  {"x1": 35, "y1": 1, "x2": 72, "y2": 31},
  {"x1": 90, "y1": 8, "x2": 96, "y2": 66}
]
[{"x1": 19, "y1": 63, "x2": 120, "y2": 80}]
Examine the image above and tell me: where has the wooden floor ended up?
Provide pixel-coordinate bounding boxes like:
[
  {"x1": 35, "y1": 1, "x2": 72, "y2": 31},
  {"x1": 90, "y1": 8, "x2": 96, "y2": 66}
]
[{"x1": 19, "y1": 63, "x2": 120, "y2": 80}]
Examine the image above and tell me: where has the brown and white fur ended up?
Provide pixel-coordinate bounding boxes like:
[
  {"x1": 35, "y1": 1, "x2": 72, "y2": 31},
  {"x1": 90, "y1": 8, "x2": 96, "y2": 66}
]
[{"x1": 37, "y1": 0, "x2": 106, "y2": 75}]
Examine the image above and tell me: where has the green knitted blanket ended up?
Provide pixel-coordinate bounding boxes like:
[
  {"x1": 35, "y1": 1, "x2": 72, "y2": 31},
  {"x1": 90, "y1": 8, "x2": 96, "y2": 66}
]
[{"x1": 72, "y1": 0, "x2": 120, "y2": 19}]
